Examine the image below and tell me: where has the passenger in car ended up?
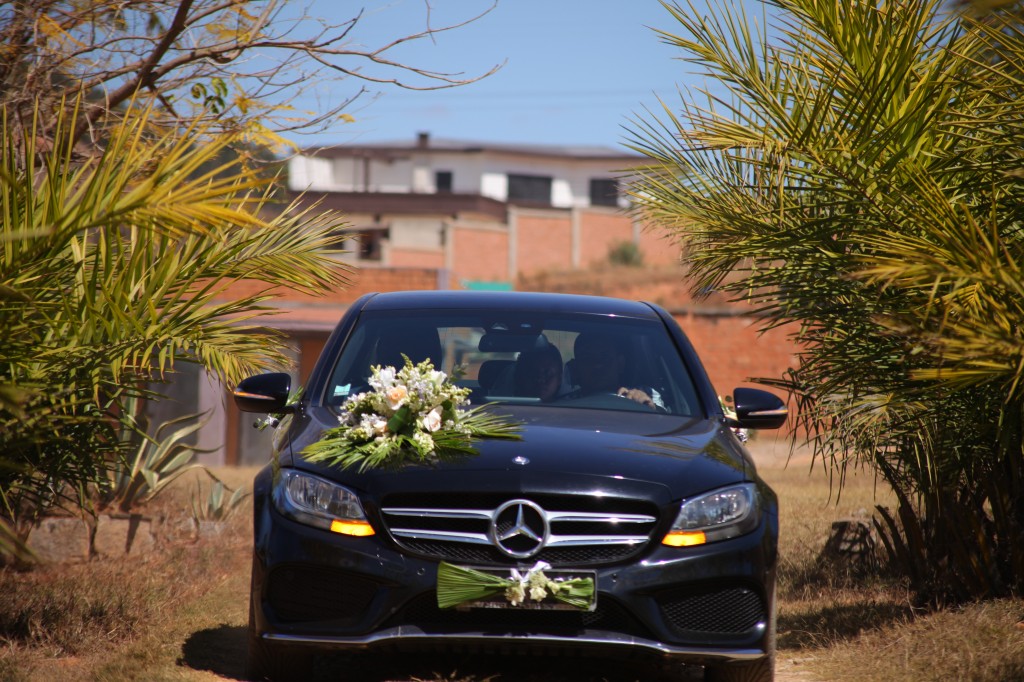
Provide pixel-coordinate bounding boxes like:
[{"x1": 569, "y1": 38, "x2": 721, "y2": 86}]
[
  {"x1": 514, "y1": 343, "x2": 564, "y2": 402},
  {"x1": 572, "y1": 333, "x2": 664, "y2": 410}
]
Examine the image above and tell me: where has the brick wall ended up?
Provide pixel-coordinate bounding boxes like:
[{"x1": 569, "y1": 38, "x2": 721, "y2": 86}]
[
  {"x1": 637, "y1": 225, "x2": 682, "y2": 267},
  {"x1": 505, "y1": 209, "x2": 681, "y2": 280},
  {"x1": 578, "y1": 210, "x2": 635, "y2": 267},
  {"x1": 388, "y1": 248, "x2": 445, "y2": 269},
  {"x1": 672, "y1": 310, "x2": 798, "y2": 399},
  {"x1": 335, "y1": 266, "x2": 446, "y2": 300},
  {"x1": 516, "y1": 213, "x2": 573, "y2": 277},
  {"x1": 213, "y1": 267, "x2": 442, "y2": 308},
  {"x1": 452, "y1": 227, "x2": 510, "y2": 282}
]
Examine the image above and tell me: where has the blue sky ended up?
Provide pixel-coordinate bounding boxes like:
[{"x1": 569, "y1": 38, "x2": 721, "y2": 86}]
[{"x1": 287, "y1": 0, "x2": 765, "y2": 150}]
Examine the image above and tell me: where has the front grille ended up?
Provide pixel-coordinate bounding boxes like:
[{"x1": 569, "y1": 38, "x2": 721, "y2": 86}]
[
  {"x1": 267, "y1": 563, "x2": 381, "y2": 623},
  {"x1": 380, "y1": 493, "x2": 659, "y2": 567},
  {"x1": 657, "y1": 586, "x2": 765, "y2": 635},
  {"x1": 397, "y1": 539, "x2": 648, "y2": 566}
]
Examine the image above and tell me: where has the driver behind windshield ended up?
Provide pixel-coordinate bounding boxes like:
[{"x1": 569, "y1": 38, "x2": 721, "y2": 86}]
[{"x1": 572, "y1": 333, "x2": 663, "y2": 411}]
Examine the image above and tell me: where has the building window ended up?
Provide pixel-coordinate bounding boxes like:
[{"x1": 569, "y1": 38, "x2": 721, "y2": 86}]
[
  {"x1": 589, "y1": 178, "x2": 619, "y2": 207},
  {"x1": 354, "y1": 228, "x2": 388, "y2": 261},
  {"x1": 327, "y1": 228, "x2": 387, "y2": 261},
  {"x1": 337, "y1": 227, "x2": 389, "y2": 261},
  {"x1": 435, "y1": 170, "x2": 453, "y2": 193},
  {"x1": 507, "y1": 173, "x2": 553, "y2": 204}
]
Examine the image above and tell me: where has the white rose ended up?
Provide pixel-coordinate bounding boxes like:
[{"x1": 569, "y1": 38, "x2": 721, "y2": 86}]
[
  {"x1": 529, "y1": 585, "x2": 548, "y2": 601},
  {"x1": 422, "y1": 407, "x2": 443, "y2": 432},
  {"x1": 369, "y1": 366, "x2": 395, "y2": 392}
]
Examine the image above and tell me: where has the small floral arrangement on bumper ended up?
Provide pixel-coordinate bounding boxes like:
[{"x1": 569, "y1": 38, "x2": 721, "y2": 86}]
[
  {"x1": 302, "y1": 357, "x2": 521, "y2": 472},
  {"x1": 436, "y1": 561, "x2": 595, "y2": 610}
]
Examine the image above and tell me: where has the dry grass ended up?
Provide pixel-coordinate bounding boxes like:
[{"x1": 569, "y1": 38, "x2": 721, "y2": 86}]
[
  {"x1": 0, "y1": 468, "x2": 255, "y2": 682},
  {"x1": 751, "y1": 435, "x2": 1024, "y2": 682},
  {"x1": 1, "y1": 444, "x2": 1022, "y2": 681}
]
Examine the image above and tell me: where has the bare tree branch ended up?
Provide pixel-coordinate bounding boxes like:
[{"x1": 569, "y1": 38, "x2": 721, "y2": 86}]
[{"x1": 0, "y1": 0, "x2": 503, "y2": 145}]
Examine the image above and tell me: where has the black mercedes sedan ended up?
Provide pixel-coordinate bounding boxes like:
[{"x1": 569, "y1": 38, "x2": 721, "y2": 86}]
[{"x1": 234, "y1": 290, "x2": 787, "y2": 682}]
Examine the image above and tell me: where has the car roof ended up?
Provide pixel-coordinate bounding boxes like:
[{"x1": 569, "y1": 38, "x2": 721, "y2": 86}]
[{"x1": 359, "y1": 290, "x2": 661, "y2": 319}]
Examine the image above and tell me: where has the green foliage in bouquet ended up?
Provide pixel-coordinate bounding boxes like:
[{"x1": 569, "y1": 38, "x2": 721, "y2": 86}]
[
  {"x1": 302, "y1": 357, "x2": 520, "y2": 472},
  {"x1": 436, "y1": 561, "x2": 595, "y2": 610}
]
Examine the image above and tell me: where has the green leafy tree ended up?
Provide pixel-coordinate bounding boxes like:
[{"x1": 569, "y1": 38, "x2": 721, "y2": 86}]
[
  {"x1": 0, "y1": 100, "x2": 352, "y2": 527},
  {"x1": 630, "y1": 0, "x2": 1024, "y2": 603}
]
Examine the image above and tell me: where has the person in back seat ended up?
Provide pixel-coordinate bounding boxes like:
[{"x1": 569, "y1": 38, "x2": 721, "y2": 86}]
[{"x1": 514, "y1": 343, "x2": 564, "y2": 402}]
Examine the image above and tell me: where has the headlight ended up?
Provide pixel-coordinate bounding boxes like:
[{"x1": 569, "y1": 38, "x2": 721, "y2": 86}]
[
  {"x1": 662, "y1": 483, "x2": 759, "y2": 547},
  {"x1": 272, "y1": 469, "x2": 374, "y2": 537}
]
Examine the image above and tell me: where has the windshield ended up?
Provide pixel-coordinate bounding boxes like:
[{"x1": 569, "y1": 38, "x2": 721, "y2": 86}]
[{"x1": 323, "y1": 310, "x2": 704, "y2": 417}]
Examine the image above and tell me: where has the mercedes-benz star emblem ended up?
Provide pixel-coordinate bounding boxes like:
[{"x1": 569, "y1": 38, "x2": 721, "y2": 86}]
[{"x1": 490, "y1": 499, "x2": 548, "y2": 559}]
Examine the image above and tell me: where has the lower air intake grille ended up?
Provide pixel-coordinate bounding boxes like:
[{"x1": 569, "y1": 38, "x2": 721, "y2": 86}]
[
  {"x1": 267, "y1": 563, "x2": 380, "y2": 623},
  {"x1": 658, "y1": 586, "x2": 764, "y2": 635}
]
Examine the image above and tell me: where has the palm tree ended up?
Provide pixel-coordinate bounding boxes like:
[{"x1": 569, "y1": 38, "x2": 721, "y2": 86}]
[
  {"x1": 0, "y1": 100, "x2": 352, "y2": 527},
  {"x1": 629, "y1": 0, "x2": 1024, "y2": 602}
]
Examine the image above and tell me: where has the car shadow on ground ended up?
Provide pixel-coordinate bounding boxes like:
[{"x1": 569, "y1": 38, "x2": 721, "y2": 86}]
[
  {"x1": 178, "y1": 625, "x2": 704, "y2": 681},
  {"x1": 179, "y1": 624, "x2": 247, "y2": 680}
]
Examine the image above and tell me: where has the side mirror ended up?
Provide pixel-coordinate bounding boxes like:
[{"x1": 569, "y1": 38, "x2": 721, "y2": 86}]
[
  {"x1": 233, "y1": 373, "x2": 293, "y2": 413},
  {"x1": 732, "y1": 387, "x2": 787, "y2": 430}
]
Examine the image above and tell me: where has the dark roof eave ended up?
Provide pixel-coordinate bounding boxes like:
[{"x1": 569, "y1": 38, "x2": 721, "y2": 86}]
[{"x1": 283, "y1": 190, "x2": 509, "y2": 221}]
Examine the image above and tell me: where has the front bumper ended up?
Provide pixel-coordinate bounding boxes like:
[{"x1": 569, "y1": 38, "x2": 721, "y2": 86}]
[
  {"x1": 251, "y1": 476, "x2": 778, "y2": 666},
  {"x1": 262, "y1": 628, "x2": 767, "y2": 664}
]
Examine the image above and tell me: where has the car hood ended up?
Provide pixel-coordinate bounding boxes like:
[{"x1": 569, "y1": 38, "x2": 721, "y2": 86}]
[{"x1": 283, "y1": 405, "x2": 752, "y2": 504}]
